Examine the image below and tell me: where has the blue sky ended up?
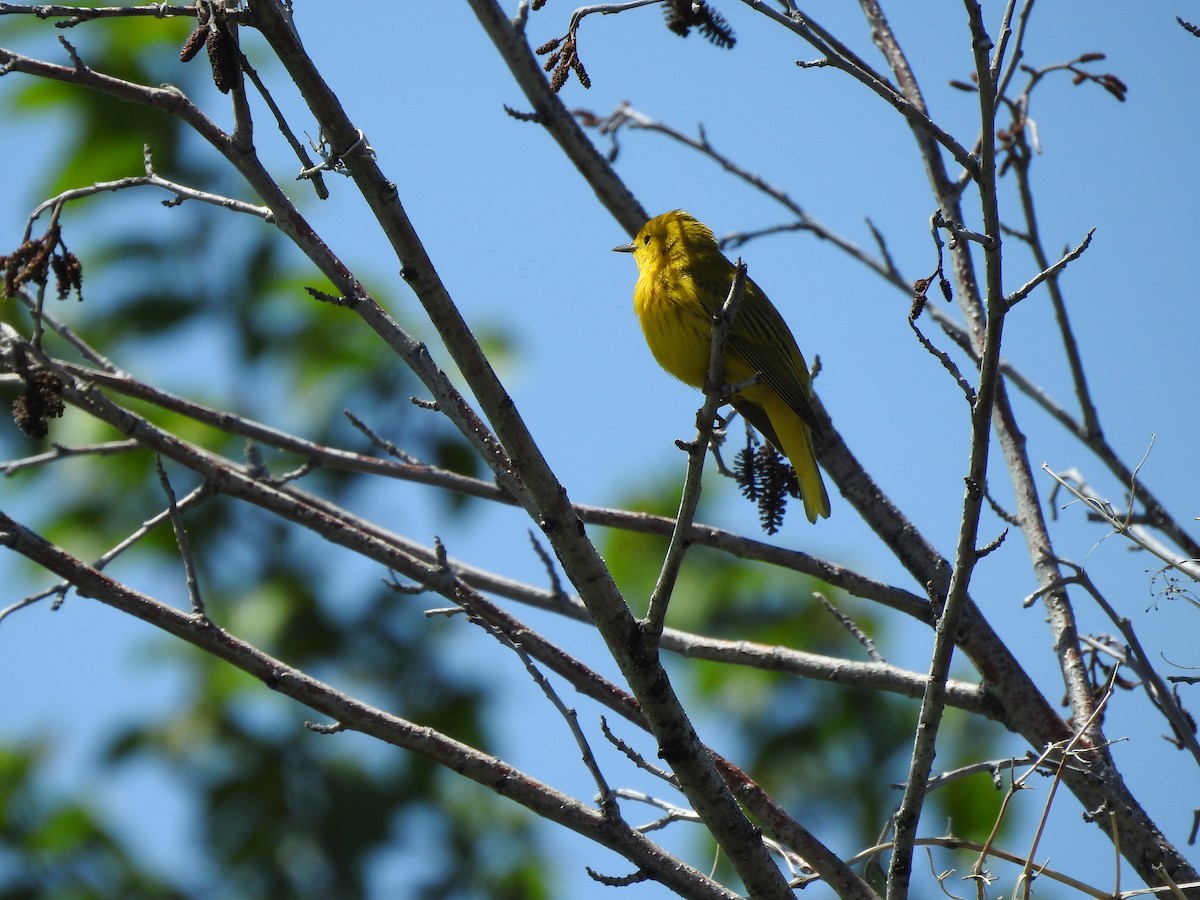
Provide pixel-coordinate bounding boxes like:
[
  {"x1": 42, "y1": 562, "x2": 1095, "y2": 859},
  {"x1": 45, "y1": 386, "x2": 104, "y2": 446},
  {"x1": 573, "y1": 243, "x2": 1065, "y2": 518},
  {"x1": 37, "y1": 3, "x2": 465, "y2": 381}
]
[{"x1": 3, "y1": 2, "x2": 1200, "y2": 896}]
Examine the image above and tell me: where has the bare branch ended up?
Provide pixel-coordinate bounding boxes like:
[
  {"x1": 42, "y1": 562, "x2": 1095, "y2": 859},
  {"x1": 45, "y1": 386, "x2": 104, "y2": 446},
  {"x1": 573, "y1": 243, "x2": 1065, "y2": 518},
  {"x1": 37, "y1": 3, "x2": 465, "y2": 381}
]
[
  {"x1": 738, "y1": 1, "x2": 977, "y2": 175},
  {"x1": 154, "y1": 457, "x2": 205, "y2": 617},
  {"x1": 456, "y1": 586, "x2": 621, "y2": 818},
  {"x1": 1005, "y1": 229, "x2": 1095, "y2": 311},
  {"x1": 0, "y1": 508, "x2": 740, "y2": 900},
  {"x1": 642, "y1": 261, "x2": 748, "y2": 643},
  {"x1": 24, "y1": 168, "x2": 274, "y2": 225},
  {"x1": 0, "y1": 3, "x2": 203, "y2": 25},
  {"x1": 1042, "y1": 465, "x2": 1200, "y2": 582}
]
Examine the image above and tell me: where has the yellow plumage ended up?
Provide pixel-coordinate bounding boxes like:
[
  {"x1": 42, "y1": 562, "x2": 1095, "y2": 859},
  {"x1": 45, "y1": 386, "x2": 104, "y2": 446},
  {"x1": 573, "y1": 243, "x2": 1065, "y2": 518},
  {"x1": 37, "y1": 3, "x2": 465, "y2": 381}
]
[{"x1": 614, "y1": 210, "x2": 831, "y2": 523}]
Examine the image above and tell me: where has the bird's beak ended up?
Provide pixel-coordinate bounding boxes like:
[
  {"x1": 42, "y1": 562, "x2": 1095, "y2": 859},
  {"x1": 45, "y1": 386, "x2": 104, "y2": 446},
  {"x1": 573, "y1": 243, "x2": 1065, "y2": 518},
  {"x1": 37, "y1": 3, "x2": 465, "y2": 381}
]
[{"x1": 612, "y1": 241, "x2": 636, "y2": 253}]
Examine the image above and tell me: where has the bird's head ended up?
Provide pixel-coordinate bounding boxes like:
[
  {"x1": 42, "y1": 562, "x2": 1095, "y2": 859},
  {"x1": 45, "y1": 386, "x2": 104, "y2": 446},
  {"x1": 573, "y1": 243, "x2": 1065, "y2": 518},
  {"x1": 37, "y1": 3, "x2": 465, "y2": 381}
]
[{"x1": 613, "y1": 210, "x2": 717, "y2": 272}]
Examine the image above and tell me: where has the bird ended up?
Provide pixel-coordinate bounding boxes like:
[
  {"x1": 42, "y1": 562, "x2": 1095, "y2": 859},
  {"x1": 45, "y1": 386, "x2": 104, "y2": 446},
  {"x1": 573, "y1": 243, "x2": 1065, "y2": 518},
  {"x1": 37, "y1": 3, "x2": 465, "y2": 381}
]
[{"x1": 614, "y1": 210, "x2": 830, "y2": 523}]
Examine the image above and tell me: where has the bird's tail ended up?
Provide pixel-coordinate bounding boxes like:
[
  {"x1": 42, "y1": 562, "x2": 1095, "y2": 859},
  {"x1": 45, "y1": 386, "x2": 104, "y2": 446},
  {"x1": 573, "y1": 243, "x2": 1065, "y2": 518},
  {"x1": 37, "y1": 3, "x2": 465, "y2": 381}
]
[{"x1": 762, "y1": 394, "x2": 831, "y2": 523}]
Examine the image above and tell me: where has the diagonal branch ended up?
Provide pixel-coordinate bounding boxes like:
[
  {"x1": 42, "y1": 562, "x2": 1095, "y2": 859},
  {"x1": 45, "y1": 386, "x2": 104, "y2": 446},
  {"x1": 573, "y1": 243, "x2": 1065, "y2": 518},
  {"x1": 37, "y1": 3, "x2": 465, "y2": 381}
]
[
  {"x1": 1004, "y1": 229, "x2": 1094, "y2": 310},
  {"x1": 0, "y1": 508, "x2": 741, "y2": 900},
  {"x1": 248, "y1": 7, "x2": 798, "y2": 893},
  {"x1": 740, "y1": 0, "x2": 977, "y2": 175},
  {"x1": 642, "y1": 262, "x2": 747, "y2": 642},
  {"x1": 467, "y1": 0, "x2": 646, "y2": 233}
]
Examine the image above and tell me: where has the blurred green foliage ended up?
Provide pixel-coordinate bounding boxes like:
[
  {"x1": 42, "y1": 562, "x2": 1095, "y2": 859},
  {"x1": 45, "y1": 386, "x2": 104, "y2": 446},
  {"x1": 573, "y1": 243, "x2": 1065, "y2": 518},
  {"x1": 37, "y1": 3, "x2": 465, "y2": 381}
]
[
  {"x1": 0, "y1": 12, "x2": 543, "y2": 899},
  {"x1": 0, "y1": 741, "x2": 184, "y2": 899}
]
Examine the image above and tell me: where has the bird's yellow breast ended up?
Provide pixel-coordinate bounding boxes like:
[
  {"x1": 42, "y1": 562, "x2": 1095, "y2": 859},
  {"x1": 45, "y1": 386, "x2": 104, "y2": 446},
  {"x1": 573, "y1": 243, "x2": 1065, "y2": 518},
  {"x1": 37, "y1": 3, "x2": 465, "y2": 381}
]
[{"x1": 633, "y1": 268, "x2": 715, "y2": 388}]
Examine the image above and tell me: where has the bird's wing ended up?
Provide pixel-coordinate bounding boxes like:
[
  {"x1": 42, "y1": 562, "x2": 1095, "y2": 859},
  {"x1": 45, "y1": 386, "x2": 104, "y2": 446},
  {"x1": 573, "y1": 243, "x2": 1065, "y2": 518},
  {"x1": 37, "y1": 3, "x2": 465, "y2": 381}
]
[{"x1": 726, "y1": 281, "x2": 821, "y2": 433}]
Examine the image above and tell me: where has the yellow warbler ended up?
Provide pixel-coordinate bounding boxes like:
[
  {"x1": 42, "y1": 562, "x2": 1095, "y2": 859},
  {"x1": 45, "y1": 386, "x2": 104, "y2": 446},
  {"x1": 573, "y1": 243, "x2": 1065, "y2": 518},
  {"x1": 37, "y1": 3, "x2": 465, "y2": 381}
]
[{"x1": 614, "y1": 210, "x2": 830, "y2": 523}]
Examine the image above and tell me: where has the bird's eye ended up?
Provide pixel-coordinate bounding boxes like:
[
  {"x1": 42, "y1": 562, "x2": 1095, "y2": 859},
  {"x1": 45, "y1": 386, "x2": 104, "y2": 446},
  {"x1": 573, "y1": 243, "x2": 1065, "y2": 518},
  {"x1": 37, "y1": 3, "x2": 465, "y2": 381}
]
[{"x1": 642, "y1": 234, "x2": 650, "y2": 245}]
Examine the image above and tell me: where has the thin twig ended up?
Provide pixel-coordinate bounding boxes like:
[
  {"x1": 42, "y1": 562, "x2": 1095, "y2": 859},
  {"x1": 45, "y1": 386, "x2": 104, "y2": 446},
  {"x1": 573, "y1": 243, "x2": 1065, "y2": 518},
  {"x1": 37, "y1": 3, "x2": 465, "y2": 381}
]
[
  {"x1": 0, "y1": 481, "x2": 213, "y2": 625},
  {"x1": 738, "y1": 0, "x2": 977, "y2": 174},
  {"x1": 601, "y1": 716, "x2": 679, "y2": 787},
  {"x1": 1053, "y1": 563, "x2": 1200, "y2": 770},
  {"x1": 1002, "y1": 72, "x2": 1103, "y2": 439},
  {"x1": 1005, "y1": 229, "x2": 1094, "y2": 310},
  {"x1": 817, "y1": 591, "x2": 884, "y2": 663},
  {"x1": 917, "y1": 751, "x2": 1047, "y2": 793},
  {"x1": 1017, "y1": 674, "x2": 1118, "y2": 900},
  {"x1": 613, "y1": 788, "x2": 701, "y2": 832},
  {"x1": 595, "y1": 103, "x2": 899, "y2": 280},
  {"x1": 229, "y1": 42, "x2": 329, "y2": 199},
  {"x1": 641, "y1": 261, "x2": 748, "y2": 643},
  {"x1": 1043, "y1": 465, "x2": 1200, "y2": 582},
  {"x1": 1, "y1": 440, "x2": 141, "y2": 475},
  {"x1": 456, "y1": 587, "x2": 621, "y2": 818},
  {"x1": 26, "y1": 168, "x2": 274, "y2": 224},
  {"x1": 0, "y1": 3, "x2": 204, "y2": 24},
  {"x1": 825, "y1": 834, "x2": 1115, "y2": 898},
  {"x1": 155, "y1": 456, "x2": 206, "y2": 617}
]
